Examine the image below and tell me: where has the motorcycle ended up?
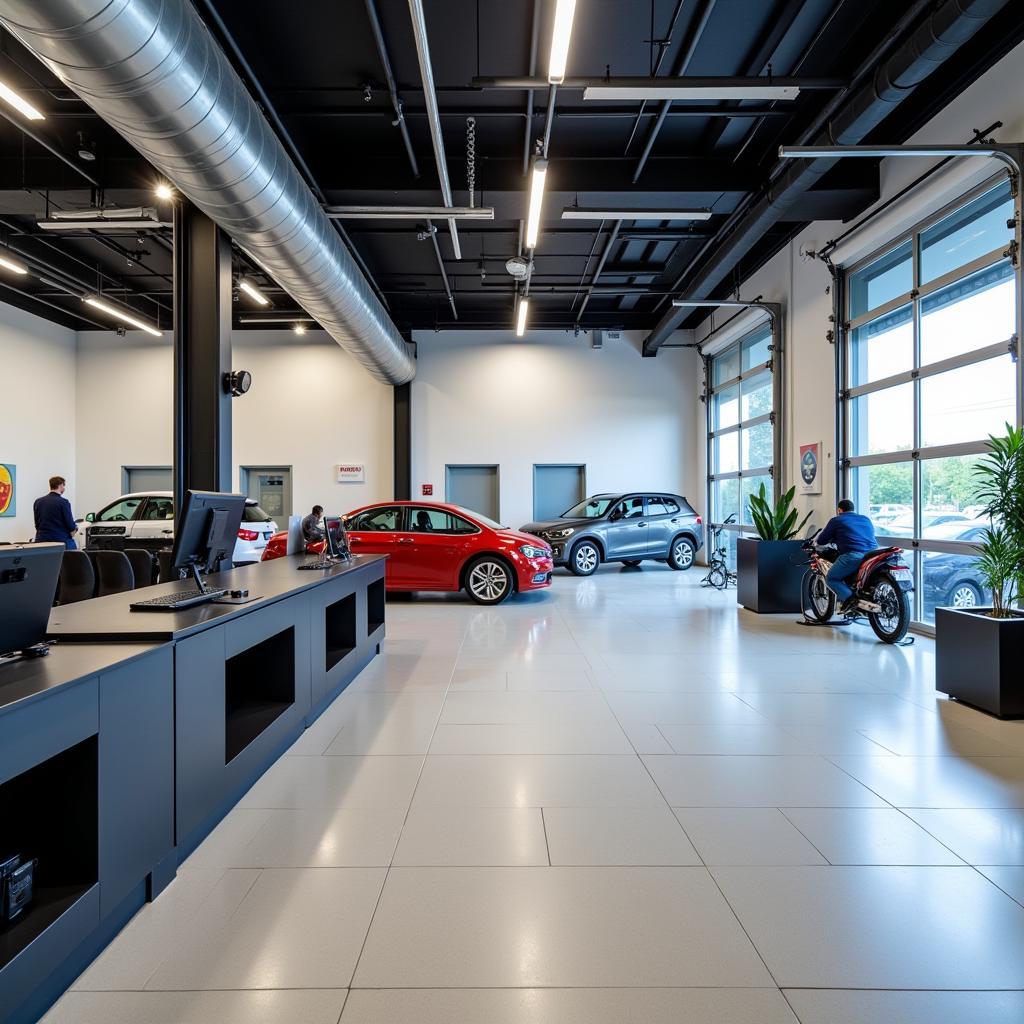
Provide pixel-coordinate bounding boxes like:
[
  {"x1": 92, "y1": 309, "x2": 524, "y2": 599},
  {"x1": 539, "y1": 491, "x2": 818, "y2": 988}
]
[{"x1": 800, "y1": 529, "x2": 914, "y2": 644}]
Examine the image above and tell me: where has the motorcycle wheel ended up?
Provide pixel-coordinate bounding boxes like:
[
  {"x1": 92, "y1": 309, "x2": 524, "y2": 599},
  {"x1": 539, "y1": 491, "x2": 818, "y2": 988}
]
[
  {"x1": 802, "y1": 569, "x2": 835, "y2": 622},
  {"x1": 868, "y1": 573, "x2": 910, "y2": 644}
]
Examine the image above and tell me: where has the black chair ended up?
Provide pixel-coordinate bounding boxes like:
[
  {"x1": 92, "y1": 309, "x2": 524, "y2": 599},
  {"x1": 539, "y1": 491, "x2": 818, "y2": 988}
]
[
  {"x1": 92, "y1": 550, "x2": 135, "y2": 597},
  {"x1": 57, "y1": 550, "x2": 95, "y2": 604},
  {"x1": 157, "y1": 549, "x2": 179, "y2": 584},
  {"x1": 124, "y1": 548, "x2": 156, "y2": 589}
]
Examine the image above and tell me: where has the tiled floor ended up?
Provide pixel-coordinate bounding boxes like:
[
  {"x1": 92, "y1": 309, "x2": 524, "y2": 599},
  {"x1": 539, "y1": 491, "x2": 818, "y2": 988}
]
[{"x1": 43, "y1": 564, "x2": 1024, "y2": 1023}]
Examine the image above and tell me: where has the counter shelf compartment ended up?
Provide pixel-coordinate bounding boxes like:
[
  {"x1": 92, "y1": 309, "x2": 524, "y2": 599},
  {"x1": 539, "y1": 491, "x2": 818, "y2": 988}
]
[
  {"x1": 367, "y1": 577, "x2": 386, "y2": 637},
  {"x1": 324, "y1": 593, "x2": 357, "y2": 673}
]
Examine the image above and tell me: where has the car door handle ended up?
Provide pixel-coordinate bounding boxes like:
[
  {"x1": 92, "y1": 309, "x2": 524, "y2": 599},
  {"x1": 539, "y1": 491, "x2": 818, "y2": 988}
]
[
  {"x1": 398, "y1": 537, "x2": 415, "y2": 544},
  {"x1": 637, "y1": 522, "x2": 647, "y2": 527}
]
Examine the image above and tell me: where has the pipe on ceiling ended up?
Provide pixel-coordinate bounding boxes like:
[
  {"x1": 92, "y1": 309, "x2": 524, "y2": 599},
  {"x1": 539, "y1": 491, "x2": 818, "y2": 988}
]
[
  {"x1": 642, "y1": 0, "x2": 1013, "y2": 356},
  {"x1": 0, "y1": 0, "x2": 416, "y2": 384}
]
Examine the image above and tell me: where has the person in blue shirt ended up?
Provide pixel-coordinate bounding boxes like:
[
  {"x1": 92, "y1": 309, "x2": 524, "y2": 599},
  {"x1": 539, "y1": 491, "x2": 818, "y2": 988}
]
[
  {"x1": 815, "y1": 498, "x2": 877, "y2": 612},
  {"x1": 33, "y1": 476, "x2": 79, "y2": 550}
]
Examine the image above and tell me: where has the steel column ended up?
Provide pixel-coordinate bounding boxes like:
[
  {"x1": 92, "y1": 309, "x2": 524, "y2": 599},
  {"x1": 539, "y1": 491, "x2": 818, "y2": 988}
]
[{"x1": 394, "y1": 383, "x2": 412, "y2": 500}]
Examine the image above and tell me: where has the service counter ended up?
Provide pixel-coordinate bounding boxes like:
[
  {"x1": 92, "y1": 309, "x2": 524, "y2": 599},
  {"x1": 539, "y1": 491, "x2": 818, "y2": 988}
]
[{"x1": 0, "y1": 554, "x2": 386, "y2": 1023}]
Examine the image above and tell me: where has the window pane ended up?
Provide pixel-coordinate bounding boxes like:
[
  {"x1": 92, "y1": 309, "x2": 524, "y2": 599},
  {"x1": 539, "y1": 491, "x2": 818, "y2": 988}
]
[
  {"x1": 920, "y1": 455, "x2": 987, "y2": 535},
  {"x1": 713, "y1": 384, "x2": 739, "y2": 430},
  {"x1": 849, "y1": 239, "x2": 912, "y2": 319},
  {"x1": 851, "y1": 463, "x2": 913, "y2": 533},
  {"x1": 741, "y1": 330, "x2": 771, "y2": 370},
  {"x1": 741, "y1": 422, "x2": 773, "y2": 470},
  {"x1": 851, "y1": 382, "x2": 913, "y2": 456},
  {"x1": 713, "y1": 478, "x2": 739, "y2": 524},
  {"x1": 922, "y1": 549, "x2": 989, "y2": 624},
  {"x1": 741, "y1": 371, "x2": 772, "y2": 420},
  {"x1": 714, "y1": 433, "x2": 739, "y2": 474},
  {"x1": 741, "y1": 475, "x2": 772, "y2": 527},
  {"x1": 920, "y1": 183, "x2": 1014, "y2": 285},
  {"x1": 920, "y1": 355, "x2": 1017, "y2": 448},
  {"x1": 713, "y1": 346, "x2": 740, "y2": 386},
  {"x1": 850, "y1": 305, "x2": 913, "y2": 385},
  {"x1": 97, "y1": 498, "x2": 143, "y2": 521},
  {"x1": 920, "y1": 262, "x2": 1015, "y2": 365}
]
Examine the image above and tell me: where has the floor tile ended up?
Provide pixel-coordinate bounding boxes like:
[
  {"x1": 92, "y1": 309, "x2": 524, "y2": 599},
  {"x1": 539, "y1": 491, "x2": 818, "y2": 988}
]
[
  {"x1": 713, "y1": 865, "x2": 1024, "y2": 987},
  {"x1": 428, "y1": 720, "x2": 633, "y2": 754},
  {"x1": 43, "y1": 990, "x2": 347, "y2": 1024},
  {"x1": 322, "y1": 695, "x2": 443, "y2": 755},
  {"x1": 147, "y1": 868, "x2": 385, "y2": 989},
  {"x1": 977, "y1": 865, "x2": 1024, "y2": 905},
  {"x1": 674, "y1": 808, "x2": 826, "y2": 865},
  {"x1": 176, "y1": 809, "x2": 272, "y2": 872},
  {"x1": 393, "y1": 806, "x2": 548, "y2": 865},
  {"x1": 606, "y1": 692, "x2": 772, "y2": 726},
  {"x1": 439, "y1": 691, "x2": 617, "y2": 725},
  {"x1": 857, "y1": 719, "x2": 1021, "y2": 756},
  {"x1": 782, "y1": 808, "x2": 963, "y2": 865},
  {"x1": 354, "y1": 867, "x2": 772, "y2": 987},
  {"x1": 644, "y1": 755, "x2": 886, "y2": 807},
  {"x1": 544, "y1": 806, "x2": 701, "y2": 865},
  {"x1": 341, "y1": 988, "x2": 799, "y2": 1023},
  {"x1": 902, "y1": 807, "x2": 1024, "y2": 864},
  {"x1": 784, "y1": 989, "x2": 1024, "y2": 1024}
]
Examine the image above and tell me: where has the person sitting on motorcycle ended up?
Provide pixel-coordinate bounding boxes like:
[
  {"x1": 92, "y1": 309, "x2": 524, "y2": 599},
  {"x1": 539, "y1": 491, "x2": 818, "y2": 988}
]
[{"x1": 815, "y1": 498, "x2": 877, "y2": 614}]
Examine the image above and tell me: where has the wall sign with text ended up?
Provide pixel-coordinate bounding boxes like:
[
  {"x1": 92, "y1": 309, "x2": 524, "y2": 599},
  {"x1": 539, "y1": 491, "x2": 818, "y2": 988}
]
[
  {"x1": 0, "y1": 463, "x2": 15, "y2": 517},
  {"x1": 799, "y1": 442, "x2": 822, "y2": 495},
  {"x1": 336, "y1": 463, "x2": 366, "y2": 483}
]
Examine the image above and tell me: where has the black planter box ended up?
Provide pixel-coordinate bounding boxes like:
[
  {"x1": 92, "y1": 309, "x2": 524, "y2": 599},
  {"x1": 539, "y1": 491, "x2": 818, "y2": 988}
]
[
  {"x1": 936, "y1": 606, "x2": 1024, "y2": 718},
  {"x1": 736, "y1": 538, "x2": 806, "y2": 614}
]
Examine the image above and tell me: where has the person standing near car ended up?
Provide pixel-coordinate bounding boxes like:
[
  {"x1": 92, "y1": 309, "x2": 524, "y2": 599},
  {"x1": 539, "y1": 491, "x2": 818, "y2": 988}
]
[
  {"x1": 34, "y1": 475, "x2": 78, "y2": 549},
  {"x1": 301, "y1": 504, "x2": 325, "y2": 545},
  {"x1": 816, "y1": 498, "x2": 877, "y2": 614}
]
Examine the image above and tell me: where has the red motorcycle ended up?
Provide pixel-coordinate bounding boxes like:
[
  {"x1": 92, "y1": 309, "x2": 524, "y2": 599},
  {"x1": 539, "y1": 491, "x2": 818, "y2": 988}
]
[{"x1": 801, "y1": 531, "x2": 914, "y2": 643}]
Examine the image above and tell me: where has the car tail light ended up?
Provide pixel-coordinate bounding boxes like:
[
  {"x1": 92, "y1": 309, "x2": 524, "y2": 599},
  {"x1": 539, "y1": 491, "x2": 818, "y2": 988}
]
[
  {"x1": 237, "y1": 529, "x2": 259, "y2": 541},
  {"x1": 695, "y1": 515, "x2": 702, "y2": 525}
]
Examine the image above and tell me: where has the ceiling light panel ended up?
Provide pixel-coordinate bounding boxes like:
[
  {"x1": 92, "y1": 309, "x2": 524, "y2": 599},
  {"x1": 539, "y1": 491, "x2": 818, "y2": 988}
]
[
  {"x1": 0, "y1": 254, "x2": 29, "y2": 275},
  {"x1": 0, "y1": 79, "x2": 45, "y2": 120},
  {"x1": 515, "y1": 297, "x2": 529, "y2": 337},
  {"x1": 548, "y1": 0, "x2": 577, "y2": 84},
  {"x1": 525, "y1": 160, "x2": 548, "y2": 249},
  {"x1": 561, "y1": 208, "x2": 712, "y2": 221},
  {"x1": 584, "y1": 85, "x2": 800, "y2": 101},
  {"x1": 84, "y1": 296, "x2": 162, "y2": 337},
  {"x1": 238, "y1": 279, "x2": 270, "y2": 306}
]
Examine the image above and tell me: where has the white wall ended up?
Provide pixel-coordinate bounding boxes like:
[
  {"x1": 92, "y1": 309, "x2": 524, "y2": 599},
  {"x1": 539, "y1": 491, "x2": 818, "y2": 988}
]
[
  {"x1": 0, "y1": 303, "x2": 77, "y2": 542},
  {"x1": 410, "y1": 329, "x2": 700, "y2": 529}
]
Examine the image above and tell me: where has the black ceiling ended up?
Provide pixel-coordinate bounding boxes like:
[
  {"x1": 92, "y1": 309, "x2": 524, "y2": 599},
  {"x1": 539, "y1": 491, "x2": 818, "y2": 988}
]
[{"x1": 0, "y1": 0, "x2": 1021, "y2": 336}]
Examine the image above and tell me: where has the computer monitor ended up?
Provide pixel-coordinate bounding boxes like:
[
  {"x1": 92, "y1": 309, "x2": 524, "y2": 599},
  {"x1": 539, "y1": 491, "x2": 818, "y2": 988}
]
[
  {"x1": 0, "y1": 543, "x2": 63, "y2": 658},
  {"x1": 322, "y1": 515, "x2": 350, "y2": 560},
  {"x1": 170, "y1": 490, "x2": 247, "y2": 591}
]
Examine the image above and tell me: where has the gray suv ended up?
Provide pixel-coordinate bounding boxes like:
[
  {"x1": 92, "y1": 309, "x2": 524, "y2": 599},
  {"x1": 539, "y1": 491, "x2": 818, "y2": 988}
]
[{"x1": 521, "y1": 493, "x2": 703, "y2": 576}]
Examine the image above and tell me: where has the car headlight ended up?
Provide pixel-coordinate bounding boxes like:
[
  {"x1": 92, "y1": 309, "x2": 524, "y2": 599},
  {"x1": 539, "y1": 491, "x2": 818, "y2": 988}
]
[
  {"x1": 544, "y1": 527, "x2": 575, "y2": 539},
  {"x1": 519, "y1": 544, "x2": 549, "y2": 559}
]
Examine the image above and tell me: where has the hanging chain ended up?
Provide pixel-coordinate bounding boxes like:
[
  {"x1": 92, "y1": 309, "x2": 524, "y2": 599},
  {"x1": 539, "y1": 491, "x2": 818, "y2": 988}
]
[{"x1": 466, "y1": 117, "x2": 477, "y2": 209}]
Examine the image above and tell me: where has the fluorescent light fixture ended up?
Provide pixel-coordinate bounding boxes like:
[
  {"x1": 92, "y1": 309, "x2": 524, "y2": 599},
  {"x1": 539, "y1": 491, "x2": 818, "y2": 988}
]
[
  {"x1": 779, "y1": 144, "x2": 1003, "y2": 160},
  {"x1": 237, "y1": 278, "x2": 270, "y2": 306},
  {"x1": 83, "y1": 296, "x2": 162, "y2": 337},
  {"x1": 515, "y1": 297, "x2": 529, "y2": 337},
  {"x1": 293, "y1": 323, "x2": 307, "y2": 336},
  {"x1": 525, "y1": 159, "x2": 548, "y2": 249},
  {"x1": 324, "y1": 206, "x2": 494, "y2": 220},
  {"x1": 561, "y1": 207, "x2": 712, "y2": 221},
  {"x1": 154, "y1": 182, "x2": 175, "y2": 200},
  {"x1": 548, "y1": 0, "x2": 577, "y2": 84},
  {"x1": 585, "y1": 84, "x2": 799, "y2": 101},
  {"x1": 38, "y1": 208, "x2": 170, "y2": 231},
  {"x1": 0, "y1": 79, "x2": 45, "y2": 121},
  {"x1": 0, "y1": 253, "x2": 28, "y2": 275}
]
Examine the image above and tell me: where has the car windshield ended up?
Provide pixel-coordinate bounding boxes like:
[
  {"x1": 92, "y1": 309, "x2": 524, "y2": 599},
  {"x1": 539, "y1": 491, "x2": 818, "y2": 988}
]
[
  {"x1": 242, "y1": 503, "x2": 273, "y2": 523},
  {"x1": 562, "y1": 497, "x2": 616, "y2": 519},
  {"x1": 452, "y1": 506, "x2": 506, "y2": 530}
]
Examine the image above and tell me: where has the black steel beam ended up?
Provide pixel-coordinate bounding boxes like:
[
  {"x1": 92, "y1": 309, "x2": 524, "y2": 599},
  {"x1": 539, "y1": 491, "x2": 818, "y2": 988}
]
[{"x1": 393, "y1": 383, "x2": 412, "y2": 501}]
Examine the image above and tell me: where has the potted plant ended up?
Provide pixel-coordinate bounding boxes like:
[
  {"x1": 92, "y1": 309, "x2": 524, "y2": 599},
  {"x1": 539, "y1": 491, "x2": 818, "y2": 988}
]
[
  {"x1": 737, "y1": 483, "x2": 813, "y2": 614},
  {"x1": 936, "y1": 425, "x2": 1024, "y2": 717}
]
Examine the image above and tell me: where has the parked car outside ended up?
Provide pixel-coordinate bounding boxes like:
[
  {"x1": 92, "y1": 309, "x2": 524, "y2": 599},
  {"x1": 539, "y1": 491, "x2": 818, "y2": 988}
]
[
  {"x1": 869, "y1": 503, "x2": 911, "y2": 527},
  {"x1": 264, "y1": 500, "x2": 553, "y2": 605},
  {"x1": 881, "y1": 511, "x2": 969, "y2": 538},
  {"x1": 81, "y1": 492, "x2": 278, "y2": 565},
  {"x1": 520, "y1": 492, "x2": 703, "y2": 576},
  {"x1": 922, "y1": 520, "x2": 992, "y2": 617}
]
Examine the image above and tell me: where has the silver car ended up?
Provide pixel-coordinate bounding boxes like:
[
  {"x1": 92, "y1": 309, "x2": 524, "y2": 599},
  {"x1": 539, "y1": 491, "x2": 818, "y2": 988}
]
[{"x1": 521, "y1": 492, "x2": 703, "y2": 576}]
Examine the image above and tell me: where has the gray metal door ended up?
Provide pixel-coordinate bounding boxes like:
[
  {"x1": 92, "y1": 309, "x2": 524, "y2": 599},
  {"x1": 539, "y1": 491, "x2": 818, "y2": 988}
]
[
  {"x1": 445, "y1": 465, "x2": 500, "y2": 522},
  {"x1": 240, "y1": 466, "x2": 292, "y2": 520},
  {"x1": 122, "y1": 466, "x2": 172, "y2": 493},
  {"x1": 533, "y1": 464, "x2": 586, "y2": 521}
]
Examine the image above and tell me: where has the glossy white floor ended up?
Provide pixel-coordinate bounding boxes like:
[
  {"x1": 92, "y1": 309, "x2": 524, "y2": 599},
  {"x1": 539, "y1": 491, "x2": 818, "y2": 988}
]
[{"x1": 44, "y1": 563, "x2": 1024, "y2": 1023}]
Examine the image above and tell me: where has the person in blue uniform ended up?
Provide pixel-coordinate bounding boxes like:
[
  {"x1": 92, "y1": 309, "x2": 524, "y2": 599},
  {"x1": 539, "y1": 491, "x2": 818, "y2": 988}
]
[
  {"x1": 33, "y1": 476, "x2": 78, "y2": 549},
  {"x1": 816, "y1": 498, "x2": 877, "y2": 613}
]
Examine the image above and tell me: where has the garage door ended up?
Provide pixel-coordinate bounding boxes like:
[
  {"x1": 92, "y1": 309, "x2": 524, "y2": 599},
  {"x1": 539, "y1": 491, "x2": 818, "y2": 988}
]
[
  {"x1": 533, "y1": 464, "x2": 586, "y2": 520},
  {"x1": 445, "y1": 464, "x2": 500, "y2": 522}
]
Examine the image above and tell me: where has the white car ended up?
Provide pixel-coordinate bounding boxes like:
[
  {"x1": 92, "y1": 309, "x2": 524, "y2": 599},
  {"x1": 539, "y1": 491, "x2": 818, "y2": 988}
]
[{"x1": 82, "y1": 491, "x2": 279, "y2": 565}]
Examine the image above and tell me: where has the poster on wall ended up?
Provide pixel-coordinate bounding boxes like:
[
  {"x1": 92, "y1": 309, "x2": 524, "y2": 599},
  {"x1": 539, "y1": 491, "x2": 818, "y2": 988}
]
[
  {"x1": 799, "y1": 442, "x2": 822, "y2": 496},
  {"x1": 336, "y1": 463, "x2": 366, "y2": 483},
  {"x1": 0, "y1": 464, "x2": 15, "y2": 517}
]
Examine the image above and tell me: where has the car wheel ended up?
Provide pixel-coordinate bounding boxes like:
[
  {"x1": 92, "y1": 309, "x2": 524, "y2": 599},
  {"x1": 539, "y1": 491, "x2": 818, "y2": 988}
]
[
  {"x1": 622, "y1": 559, "x2": 643, "y2": 568},
  {"x1": 668, "y1": 536, "x2": 695, "y2": 570},
  {"x1": 465, "y1": 556, "x2": 514, "y2": 605},
  {"x1": 948, "y1": 581, "x2": 982, "y2": 609},
  {"x1": 569, "y1": 540, "x2": 600, "y2": 576}
]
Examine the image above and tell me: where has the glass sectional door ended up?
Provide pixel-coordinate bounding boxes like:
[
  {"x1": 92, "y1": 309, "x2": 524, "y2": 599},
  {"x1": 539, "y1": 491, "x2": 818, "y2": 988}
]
[{"x1": 841, "y1": 178, "x2": 1021, "y2": 627}]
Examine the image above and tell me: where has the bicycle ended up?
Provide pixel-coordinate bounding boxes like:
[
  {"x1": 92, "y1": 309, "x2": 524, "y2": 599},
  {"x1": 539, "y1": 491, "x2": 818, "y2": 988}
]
[{"x1": 701, "y1": 514, "x2": 738, "y2": 589}]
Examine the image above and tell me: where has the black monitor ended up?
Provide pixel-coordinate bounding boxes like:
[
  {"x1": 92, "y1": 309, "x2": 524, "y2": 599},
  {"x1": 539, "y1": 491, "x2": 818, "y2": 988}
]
[
  {"x1": 170, "y1": 490, "x2": 247, "y2": 592},
  {"x1": 323, "y1": 515, "x2": 350, "y2": 560},
  {"x1": 0, "y1": 543, "x2": 63, "y2": 659}
]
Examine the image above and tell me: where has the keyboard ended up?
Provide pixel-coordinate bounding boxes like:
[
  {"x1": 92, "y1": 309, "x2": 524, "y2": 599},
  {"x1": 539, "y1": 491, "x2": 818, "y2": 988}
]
[
  {"x1": 130, "y1": 588, "x2": 227, "y2": 611},
  {"x1": 297, "y1": 559, "x2": 337, "y2": 570}
]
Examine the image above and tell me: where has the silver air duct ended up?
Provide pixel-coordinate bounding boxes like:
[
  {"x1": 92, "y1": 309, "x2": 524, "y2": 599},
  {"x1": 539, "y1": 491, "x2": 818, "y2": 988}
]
[{"x1": 0, "y1": 0, "x2": 416, "y2": 384}]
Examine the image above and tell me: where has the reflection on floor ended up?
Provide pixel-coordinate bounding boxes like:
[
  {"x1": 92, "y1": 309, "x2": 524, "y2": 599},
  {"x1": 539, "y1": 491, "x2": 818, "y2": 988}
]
[{"x1": 43, "y1": 564, "x2": 1024, "y2": 1023}]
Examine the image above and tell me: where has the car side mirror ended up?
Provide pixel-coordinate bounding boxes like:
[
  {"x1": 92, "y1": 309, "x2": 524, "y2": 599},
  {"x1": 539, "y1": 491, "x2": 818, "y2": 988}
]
[{"x1": 85, "y1": 512, "x2": 95, "y2": 523}]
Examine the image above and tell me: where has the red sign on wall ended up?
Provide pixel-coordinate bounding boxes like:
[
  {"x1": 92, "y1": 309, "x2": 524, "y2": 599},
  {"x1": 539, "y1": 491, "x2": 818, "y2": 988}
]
[{"x1": 422, "y1": 483, "x2": 434, "y2": 496}]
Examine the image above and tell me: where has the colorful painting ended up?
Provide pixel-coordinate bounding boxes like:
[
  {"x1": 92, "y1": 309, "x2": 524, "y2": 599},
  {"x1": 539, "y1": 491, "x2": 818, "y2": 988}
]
[{"x1": 0, "y1": 463, "x2": 15, "y2": 517}]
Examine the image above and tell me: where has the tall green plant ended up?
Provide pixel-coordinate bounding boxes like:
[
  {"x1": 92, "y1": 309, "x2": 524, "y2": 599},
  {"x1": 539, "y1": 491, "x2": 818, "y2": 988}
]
[
  {"x1": 748, "y1": 483, "x2": 812, "y2": 541},
  {"x1": 972, "y1": 424, "x2": 1024, "y2": 618}
]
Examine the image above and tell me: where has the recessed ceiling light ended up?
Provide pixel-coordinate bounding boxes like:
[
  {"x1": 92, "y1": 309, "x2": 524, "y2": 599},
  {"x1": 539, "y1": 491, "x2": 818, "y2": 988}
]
[
  {"x1": 293, "y1": 323, "x2": 307, "y2": 335},
  {"x1": 525, "y1": 159, "x2": 548, "y2": 249},
  {"x1": 548, "y1": 0, "x2": 577, "y2": 84},
  {"x1": 0, "y1": 79, "x2": 45, "y2": 121},
  {"x1": 83, "y1": 295, "x2": 162, "y2": 337}
]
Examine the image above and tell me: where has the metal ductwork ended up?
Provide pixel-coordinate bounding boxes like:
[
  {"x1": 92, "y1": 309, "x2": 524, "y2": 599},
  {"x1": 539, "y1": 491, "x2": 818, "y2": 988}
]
[
  {"x1": 0, "y1": 0, "x2": 416, "y2": 384},
  {"x1": 643, "y1": 0, "x2": 1013, "y2": 356}
]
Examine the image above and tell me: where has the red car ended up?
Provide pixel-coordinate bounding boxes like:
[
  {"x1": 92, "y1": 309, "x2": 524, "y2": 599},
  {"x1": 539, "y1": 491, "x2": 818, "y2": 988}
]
[{"x1": 263, "y1": 501, "x2": 553, "y2": 605}]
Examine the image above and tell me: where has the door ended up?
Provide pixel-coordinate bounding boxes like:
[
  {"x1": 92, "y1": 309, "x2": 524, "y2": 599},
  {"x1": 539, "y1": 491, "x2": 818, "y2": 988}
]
[
  {"x1": 645, "y1": 495, "x2": 684, "y2": 556},
  {"x1": 533, "y1": 464, "x2": 586, "y2": 521},
  {"x1": 404, "y1": 506, "x2": 480, "y2": 588},
  {"x1": 604, "y1": 496, "x2": 648, "y2": 559},
  {"x1": 445, "y1": 465, "x2": 499, "y2": 522},
  {"x1": 132, "y1": 496, "x2": 176, "y2": 552},
  {"x1": 86, "y1": 494, "x2": 147, "y2": 550},
  {"x1": 240, "y1": 467, "x2": 292, "y2": 521},
  {"x1": 345, "y1": 505, "x2": 408, "y2": 585},
  {"x1": 122, "y1": 466, "x2": 172, "y2": 493}
]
